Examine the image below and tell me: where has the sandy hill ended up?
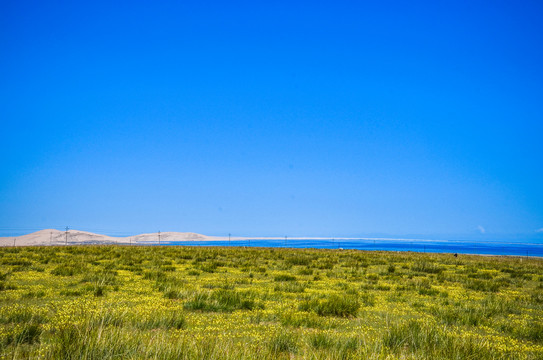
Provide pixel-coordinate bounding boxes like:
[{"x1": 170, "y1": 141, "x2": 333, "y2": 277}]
[{"x1": 0, "y1": 229, "x2": 216, "y2": 247}]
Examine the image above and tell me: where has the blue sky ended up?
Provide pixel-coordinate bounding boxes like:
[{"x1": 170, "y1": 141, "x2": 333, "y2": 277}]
[{"x1": 1, "y1": 0, "x2": 542, "y2": 238}]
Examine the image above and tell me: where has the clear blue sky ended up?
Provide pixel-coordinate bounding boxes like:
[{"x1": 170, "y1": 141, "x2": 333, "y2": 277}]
[{"x1": 1, "y1": 0, "x2": 542, "y2": 239}]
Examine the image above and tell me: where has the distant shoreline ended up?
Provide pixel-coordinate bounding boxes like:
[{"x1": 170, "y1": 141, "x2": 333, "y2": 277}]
[{"x1": 1, "y1": 229, "x2": 542, "y2": 258}]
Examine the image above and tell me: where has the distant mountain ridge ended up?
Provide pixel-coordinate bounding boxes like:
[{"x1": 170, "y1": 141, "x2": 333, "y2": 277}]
[{"x1": 0, "y1": 229, "x2": 215, "y2": 246}]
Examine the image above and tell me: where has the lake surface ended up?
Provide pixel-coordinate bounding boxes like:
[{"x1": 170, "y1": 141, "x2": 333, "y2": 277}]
[{"x1": 162, "y1": 238, "x2": 543, "y2": 257}]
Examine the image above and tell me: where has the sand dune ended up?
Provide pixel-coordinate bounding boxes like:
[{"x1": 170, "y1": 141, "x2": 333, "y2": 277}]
[{"x1": 0, "y1": 229, "x2": 217, "y2": 247}]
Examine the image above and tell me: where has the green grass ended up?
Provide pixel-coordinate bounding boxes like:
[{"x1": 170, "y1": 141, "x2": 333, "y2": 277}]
[
  {"x1": 299, "y1": 293, "x2": 360, "y2": 317},
  {"x1": 0, "y1": 245, "x2": 542, "y2": 359}
]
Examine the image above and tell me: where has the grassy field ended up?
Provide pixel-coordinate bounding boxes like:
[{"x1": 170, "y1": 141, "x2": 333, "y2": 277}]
[{"x1": 0, "y1": 245, "x2": 542, "y2": 359}]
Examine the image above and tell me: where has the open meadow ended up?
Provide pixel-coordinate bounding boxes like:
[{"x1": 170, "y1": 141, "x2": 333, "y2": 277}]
[{"x1": 1, "y1": 246, "x2": 542, "y2": 359}]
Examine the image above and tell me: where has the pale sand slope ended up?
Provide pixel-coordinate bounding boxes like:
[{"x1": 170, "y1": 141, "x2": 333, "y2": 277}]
[{"x1": 0, "y1": 229, "x2": 219, "y2": 247}]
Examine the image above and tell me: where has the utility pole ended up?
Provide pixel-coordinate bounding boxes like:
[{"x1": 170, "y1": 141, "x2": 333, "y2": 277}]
[
  {"x1": 65, "y1": 226, "x2": 69, "y2": 245},
  {"x1": 285, "y1": 236, "x2": 287, "y2": 247},
  {"x1": 228, "y1": 233, "x2": 231, "y2": 246},
  {"x1": 158, "y1": 231, "x2": 161, "y2": 245},
  {"x1": 13, "y1": 238, "x2": 16, "y2": 247},
  {"x1": 50, "y1": 232, "x2": 52, "y2": 245}
]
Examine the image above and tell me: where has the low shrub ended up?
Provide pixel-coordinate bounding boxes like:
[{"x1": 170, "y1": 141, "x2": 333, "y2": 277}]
[
  {"x1": 308, "y1": 332, "x2": 334, "y2": 349},
  {"x1": 268, "y1": 332, "x2": 298, "y2": 354},
  {"x1": 412, "y1": 261, "x2": 443, "y2": 274},
  {"x1": 184, "y1": 289, "x2": 261, "y2": 312},
  {"x1": 274, "y1": 282, "x2": 306, "y2": 293},
  {"x1": 274, "y1": 274, "x2": 297, "y2": 282},
  {"x1": 51, "y1": 264, "x2": 84, "y2": 276},
  {"x1": 300, "y1": 294, "x2": 360, "y2": 317},
  {"x1": 280, "y1": 311, "x2": 332, "y2": 329}
]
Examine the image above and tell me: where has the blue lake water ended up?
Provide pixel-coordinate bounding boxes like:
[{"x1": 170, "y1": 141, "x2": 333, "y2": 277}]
[{"x1": 162, "y1": 238, "x2": 543, "y2": 257}]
